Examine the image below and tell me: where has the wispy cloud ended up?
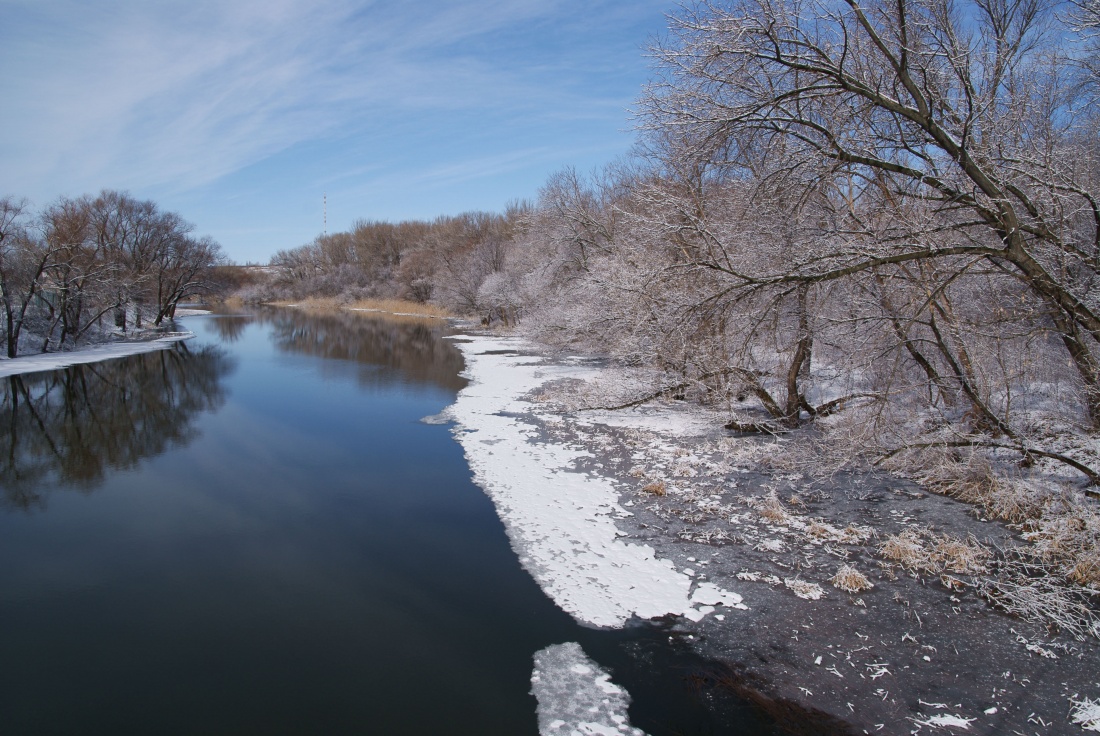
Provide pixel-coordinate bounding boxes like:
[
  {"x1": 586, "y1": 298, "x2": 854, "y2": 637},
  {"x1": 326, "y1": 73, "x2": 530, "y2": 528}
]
[{"x1": 0, "y1": 0, "x2": 663, "y2": 202}]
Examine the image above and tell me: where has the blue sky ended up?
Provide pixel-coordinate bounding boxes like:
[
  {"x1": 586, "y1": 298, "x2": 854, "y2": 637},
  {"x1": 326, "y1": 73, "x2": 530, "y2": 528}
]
[{"x1": 0, "y1": 0, "x2": 671, "y2": 264}]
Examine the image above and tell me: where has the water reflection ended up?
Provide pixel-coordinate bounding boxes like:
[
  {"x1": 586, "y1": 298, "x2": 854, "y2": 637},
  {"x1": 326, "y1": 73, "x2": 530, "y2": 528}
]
[
  {"x1": 259, "y1": 308, "x2": 467, "y2": 391},
  {"x1": 0, "y1": 343, "x2": 233, "y2": 509},
  {"x1": 203, "y1": 313, "x2": 252, "y2": 343},
  {"x1": 0, "y1": 309, "x2": 778, "y2": 735}
]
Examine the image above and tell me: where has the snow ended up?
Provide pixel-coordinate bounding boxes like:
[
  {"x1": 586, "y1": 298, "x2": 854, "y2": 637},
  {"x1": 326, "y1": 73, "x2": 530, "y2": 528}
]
[
  {"x1": 0, "y1": 333, "x2": 195, "y2": 378},
  {"x1": 445, "y1": 334, "x2": 745, "y2": 628},
  {"x1": 691, "y1": 582, "x2": 745, "y2": 607},
  {"x1": 531, "y1": 642, "x2": 646, "y2": 736},
  {"x1": 574, "y1": 405, "x2": 720, "y2": 437}
]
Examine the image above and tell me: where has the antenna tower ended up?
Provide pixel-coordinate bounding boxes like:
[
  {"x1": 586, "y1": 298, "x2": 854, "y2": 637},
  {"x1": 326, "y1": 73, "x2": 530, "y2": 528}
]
[{"x1": 323, "y1": 192, "x2": 327, "y2": 237}]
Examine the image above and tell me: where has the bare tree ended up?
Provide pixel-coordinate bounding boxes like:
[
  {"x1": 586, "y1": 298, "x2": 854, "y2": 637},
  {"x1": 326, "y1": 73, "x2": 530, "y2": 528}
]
[
  {"x1": 0, "y1": 197, "x2": 59, "y2": 358},
  {"x1": 1070, "y1": 0, "x2": 1100, "y2": 86},
  {"x1": 616, "y1": 0, "x2": 1100, "y2": 479},
  {"x1": 152, "y1": 235, "x2": 223, "y2": 325},
  {"x1": 2, "y1": 192, "x2": 224, "y2": 355}
]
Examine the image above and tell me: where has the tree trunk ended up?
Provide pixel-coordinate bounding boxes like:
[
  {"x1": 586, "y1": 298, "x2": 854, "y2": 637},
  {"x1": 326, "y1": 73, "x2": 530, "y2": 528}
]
[
  {"x1": 783, "y1": 284, "x2": 813, "y2": 426},
  {"x1": 1054, "y1": 312, "x2": 1100, "y2": 430}
]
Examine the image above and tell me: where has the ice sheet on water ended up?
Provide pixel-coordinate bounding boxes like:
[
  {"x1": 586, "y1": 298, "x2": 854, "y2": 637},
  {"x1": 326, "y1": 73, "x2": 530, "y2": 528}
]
[
  {"x1": 0, "y1": 333, "x2": 194, "y2": 378},
  {"x1": 531, "y1": 642, "x2": 646, "y2": 736},
  {"x1": 445, "y1": 335, "x2": 745, "y2": 628},
  {"x1": 419, "y1": 409, "x2": 454, "y2": 425}
]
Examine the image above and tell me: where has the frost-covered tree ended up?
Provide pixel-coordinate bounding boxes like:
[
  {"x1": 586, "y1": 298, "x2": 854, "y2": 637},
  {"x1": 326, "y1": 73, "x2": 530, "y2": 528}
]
[
  {"x1": 0, "y1": 192, "x2": 223, "y2": 356},
  {"x1": 586, "y1": 0, "x2": 1095, "y2": 480}
]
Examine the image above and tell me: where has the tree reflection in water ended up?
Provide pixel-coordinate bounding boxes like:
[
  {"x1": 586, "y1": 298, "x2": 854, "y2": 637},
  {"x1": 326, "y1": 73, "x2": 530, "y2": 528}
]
[
  {"x1": 261, "y1": 308, "x2": 467, "y2": 391},
  {"x1": 0, "y1": 343, "x2": 234, "y2": 510},
  {"x1": 203, "y1": 313, "x2": 252, "y2": 343}
]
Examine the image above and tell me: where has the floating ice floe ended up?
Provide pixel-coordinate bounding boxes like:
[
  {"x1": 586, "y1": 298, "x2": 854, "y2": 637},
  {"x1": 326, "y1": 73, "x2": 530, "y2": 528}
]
[
  {"x1": 0, "y1": 332, "x2": 194, "y2": 378},
  {"x1": 531, "y1": 642, "x2": 646, "y2": 736},
  {"x1": 446, "y1": 335, "x2": 745, "y2": 628}
]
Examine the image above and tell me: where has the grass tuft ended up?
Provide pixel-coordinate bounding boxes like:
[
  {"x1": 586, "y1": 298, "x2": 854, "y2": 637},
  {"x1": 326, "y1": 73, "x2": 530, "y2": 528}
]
[
  {"x1": 830, "y1": 564, "x2": 874, "y2": 593},
  {"x1": 751, "y1": 491, "x2": 791, "y2": 524},
  {"x1": 879, "y1": 529, "x2": 991, "y2": 576}
]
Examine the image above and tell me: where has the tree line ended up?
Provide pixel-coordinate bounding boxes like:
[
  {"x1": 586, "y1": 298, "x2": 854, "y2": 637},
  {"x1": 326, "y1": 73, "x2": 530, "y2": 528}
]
[
  {"x1": 0, "y1": 191, "x2": 224, "y2": 358},
  {"x1": 248, "y1": 206, "x2": 526, "y2": 317},
  {"x1": 258, "y1": 0, "x2": 1100, "y2": 485}
]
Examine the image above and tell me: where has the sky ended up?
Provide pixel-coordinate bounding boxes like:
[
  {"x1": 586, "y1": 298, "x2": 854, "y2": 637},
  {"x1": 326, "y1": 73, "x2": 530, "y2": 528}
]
[{"x1": 0, "y1": 0, "x2": 672, "y2": 264}]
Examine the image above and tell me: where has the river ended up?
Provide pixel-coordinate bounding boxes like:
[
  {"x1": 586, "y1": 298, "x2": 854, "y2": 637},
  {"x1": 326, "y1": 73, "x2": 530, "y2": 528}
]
[{"x1": 0, "y1": 308, "x2": 775, "y2": 735}]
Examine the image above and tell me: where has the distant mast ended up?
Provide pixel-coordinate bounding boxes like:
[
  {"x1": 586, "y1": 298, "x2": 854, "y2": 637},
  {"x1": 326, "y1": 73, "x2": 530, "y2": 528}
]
[{"x1": 323, "y1": 192, "x2": 327, "y2": 237}]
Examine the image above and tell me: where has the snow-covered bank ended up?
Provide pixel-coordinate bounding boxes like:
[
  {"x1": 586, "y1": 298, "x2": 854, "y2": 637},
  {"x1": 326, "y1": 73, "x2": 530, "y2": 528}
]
[
  {"x1": 444, "y1": 334, "x2": 744, "y2": 628},
  {"x1": 444, "y1": 332, "x2": 1100, "y2": 734},
  {"x1": 0, "y1": 332, "x2": 195, "y2": 378}
]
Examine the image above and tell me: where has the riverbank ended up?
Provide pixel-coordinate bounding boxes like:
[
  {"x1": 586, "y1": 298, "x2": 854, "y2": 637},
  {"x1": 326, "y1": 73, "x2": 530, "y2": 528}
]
[
  {"x1": 268, "y1": 297, "x2": 452, "y2": 320},
  {"x1": 0, "y1": 309, "x2": 211, "y2": 379},
  {"x1": 444, "y1": 331, "x2": 1100, "y2": 735},
  {"x1": 0, "y1": 331, "x2": 196, "y2": 379}
]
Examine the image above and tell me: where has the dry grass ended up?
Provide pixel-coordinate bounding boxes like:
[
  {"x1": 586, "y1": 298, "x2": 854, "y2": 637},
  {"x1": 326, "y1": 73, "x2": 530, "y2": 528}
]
[
  {"x1": 269, "y1": 297, "x2": 342, "y2": 312},
  {"x1": 883, "y1": 447, "x2": 1046, "y2": 524},
  {"x1": 750, "y1": 491, "x2": 791, "y2": 524},
  {"x1": 1070, "y1": 557, "x2": 1100, "y2": 587},
  {"x1": 981, "y1": 565, "x2": 1100, "y2": 640},
  {"x1": 269, "y1": 297, "x2": 452, "y2": 320},
  {"x1": 344, "y1": 298, "x2": 452, "y2": 318},
  {"x1": 932, "y1": 534, "x2": 993, "y2": 575},
  {"x1": 880, "y1": 529, "x2": 927, "y2": 569},
  {"x1": 941, "y1": 471, "x2": 1045, "y2": 525},
  {"x1": 830, "y1": 564, "x2": 874, "y2": 593},
  {"x1": 927, "y1": 457, "x2": 1100, "y2": 587},
  {"x1": 784, "y1": 577, "x2": 825, "y2": 600},
  {"x1": 926, "y1": 470, "x2": 1100, "y2": 637},
  {"x1": 642, "y1": 480, "x2": 668, "y2": 496},
  {"x1": 805, "y1": 519, "x2": 872, "y2": 545},
  {"x1": 1017, "y1": 499, "x2": 1100, "y2": 587},
  {"x1": 879, "y1": 529, "x2": 992, "y2": 577}
]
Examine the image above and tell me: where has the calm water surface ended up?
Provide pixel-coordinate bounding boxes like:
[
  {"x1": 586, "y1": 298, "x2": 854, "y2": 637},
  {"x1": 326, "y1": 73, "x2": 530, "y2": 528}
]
[{"x1": 0, "y1": 309, "x2": 774, "y2": 735}]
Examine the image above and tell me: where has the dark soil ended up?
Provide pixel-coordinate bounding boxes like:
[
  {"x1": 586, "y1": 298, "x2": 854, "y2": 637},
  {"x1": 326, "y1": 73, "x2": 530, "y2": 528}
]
[{"x1": 526, "y1": 375, "x2": 1100, "y2": 735}]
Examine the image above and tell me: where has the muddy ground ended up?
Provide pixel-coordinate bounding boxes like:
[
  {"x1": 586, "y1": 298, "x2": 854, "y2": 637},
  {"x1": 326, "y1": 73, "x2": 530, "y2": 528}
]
[{"x1": 516, "y1": 352, "x2": 1100, "y2": 736}]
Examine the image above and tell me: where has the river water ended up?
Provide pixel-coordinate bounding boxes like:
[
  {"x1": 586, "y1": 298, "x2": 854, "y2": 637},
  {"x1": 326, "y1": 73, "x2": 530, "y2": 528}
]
[{"x1": 0, "y1": 309, "x2": 775, "y2": 735}]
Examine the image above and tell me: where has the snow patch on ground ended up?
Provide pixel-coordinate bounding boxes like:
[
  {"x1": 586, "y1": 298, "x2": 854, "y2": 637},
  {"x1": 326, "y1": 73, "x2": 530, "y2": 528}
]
[
  {"x1": 574, "y1": 406, "x2": 720, "y2": 437},
  {"x1": 0, "y1": 333, "x2": 194, "y2": 378},
  {"x1": 446, "y1": 335, "x2": 744, "y2": 628},
  {"x1": 531, "y1": 642, "x2": 646, "y2": 736},
  {"x1": 172, "y1": 308, "x2": 212, "y2": 317}
]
